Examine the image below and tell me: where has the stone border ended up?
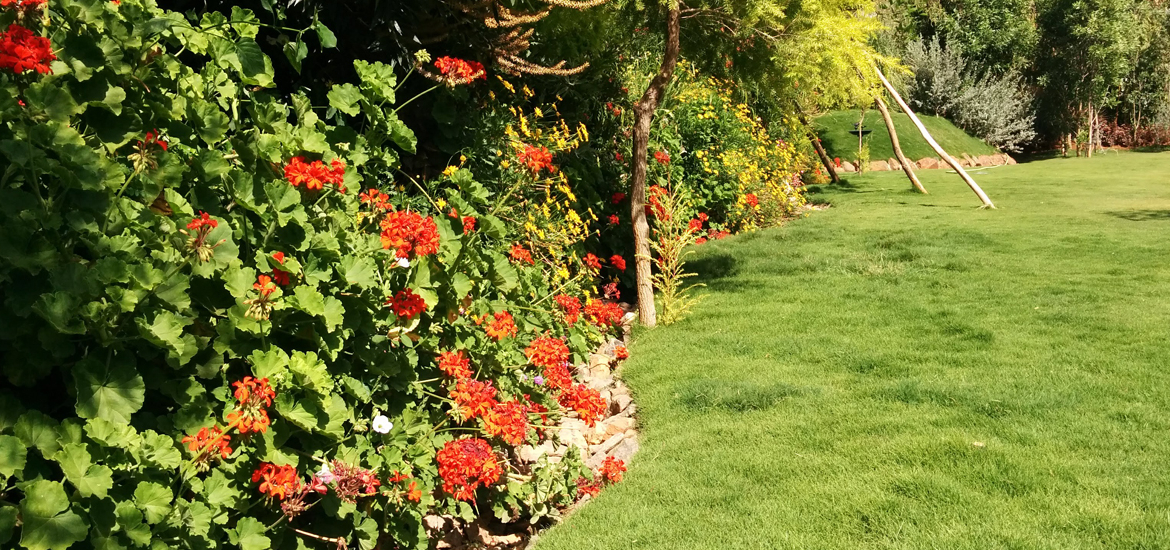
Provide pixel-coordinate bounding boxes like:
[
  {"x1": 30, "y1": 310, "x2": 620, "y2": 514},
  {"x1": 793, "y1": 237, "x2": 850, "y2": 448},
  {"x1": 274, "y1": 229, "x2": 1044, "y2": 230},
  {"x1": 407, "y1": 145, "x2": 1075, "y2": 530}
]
[
  {"x1": 836, "y1": 152, "x2": 1016, "y2": 173},
  {"x1": 426, "y1": 309, "x2": 641, "y2": 549}
]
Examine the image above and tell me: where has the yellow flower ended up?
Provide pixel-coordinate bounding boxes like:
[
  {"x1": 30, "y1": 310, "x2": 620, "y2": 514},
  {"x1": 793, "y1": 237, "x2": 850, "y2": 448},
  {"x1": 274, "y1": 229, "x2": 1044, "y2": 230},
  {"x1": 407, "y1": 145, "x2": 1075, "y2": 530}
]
[
  {"x1": 436, "y1": 198, "x2": 448, "y2": 208},
  {"x1": 442, "y1": 166, "x2": 457, "y2": 177}
]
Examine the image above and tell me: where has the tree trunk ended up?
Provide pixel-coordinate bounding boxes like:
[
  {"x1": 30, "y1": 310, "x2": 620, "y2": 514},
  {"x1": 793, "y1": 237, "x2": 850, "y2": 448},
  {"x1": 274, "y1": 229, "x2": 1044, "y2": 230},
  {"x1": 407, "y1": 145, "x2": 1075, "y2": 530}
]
[
  {"x1": 874, "y1": 95, "x2": 927, "y2": 194},
  {"x1": 794, "y1": 106, "x2": 838, "y2": 183},
  {"x1": 629, "y1": 4, "x2": 680, "y2": 328},
  {"x1": 874, "y1": 66, "x2": 995, "y2": 209},
  {"x1": 1087, "y1": 103, "x2": 1094, "y2": 158}
]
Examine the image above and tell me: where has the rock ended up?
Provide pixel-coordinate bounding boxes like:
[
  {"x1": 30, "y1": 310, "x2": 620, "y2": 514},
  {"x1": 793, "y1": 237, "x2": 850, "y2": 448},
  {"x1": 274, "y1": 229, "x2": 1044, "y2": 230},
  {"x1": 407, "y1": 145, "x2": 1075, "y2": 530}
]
[
  {"x1": 975, "y1": 154, "x2": 993, "y2": 167},
  {"x1": 917, "y1": 157, "x2": 939, "y2": 170},
  {"x1": 1005, "y1": 154, "x2": 1017, "y2": 165},
  {"x1": 600, "y1": 389, "x2": 611, "y2": 402},
  {"x1": 962, "y1": 152, "x2": 975, "y2": 166},
  {"x1": 609, "y1": 394, "x2": 632, "y2": 415},
  {"x1": 869, "y1": 160, "x2": 891, "y2": 172},
  {"x1": 558, "y1": 428, "x2": 588, "y2": 453},
  {"x1": 605, "y1": 416, "x2": 635, "y2": 436},
  {"x1": 585, "y1": 424, "x2": 608, "y2": 445},
  {"x1": 423, "y1": 515, "x2": 451, "y2": 532},
  {"x1": 840, "y1": 161, "x2": 856, "y2": 172},
  {"x1": 591, "y1": 433, "x2": 625, "y2": 456},
  {"x1": 610, "y1": 383, "x2": 630, "y2": 397},
  {"x1": 957, "y1": 157, "x2": 971, "y2": 168},
  {"x1": 609, "y1": 437, "x2": 640, "y2": 463},
  {"x1": 468, "y1": 519, "x2": 492, "y2": 545},
  {"x1": 588, "y1": 364, "x2": 611, "y2": 381},
  {"x1": 492, "y1": 533, "x2": 524, "y2": 546},
  {"x1": 518, "y1": 440, "x2": 555, "y2": 463},
  {"x1": 888, "y1": 158, "x2": 900, "y2": 171},
  {"x1": 585, "y1": 451, "x2": 608, "y2": 470},
  {"x1": 588, "y1": 353, "x2": 611, "y2": 369}
]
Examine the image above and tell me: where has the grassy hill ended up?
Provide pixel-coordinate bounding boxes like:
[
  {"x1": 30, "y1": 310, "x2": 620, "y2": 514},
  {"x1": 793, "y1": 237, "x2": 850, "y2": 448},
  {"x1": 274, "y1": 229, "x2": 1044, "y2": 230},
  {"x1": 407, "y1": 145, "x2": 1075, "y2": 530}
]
[{"x1": 815, "y1": 109, "x2": 997, "y2": 163}]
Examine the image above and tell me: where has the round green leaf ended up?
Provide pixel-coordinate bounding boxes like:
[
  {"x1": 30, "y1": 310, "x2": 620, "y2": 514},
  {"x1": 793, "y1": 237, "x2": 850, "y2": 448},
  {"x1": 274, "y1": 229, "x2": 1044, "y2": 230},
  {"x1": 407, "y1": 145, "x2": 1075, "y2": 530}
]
[{"x1": 73, "y1": 355, "x2": 145, "y2": 425}]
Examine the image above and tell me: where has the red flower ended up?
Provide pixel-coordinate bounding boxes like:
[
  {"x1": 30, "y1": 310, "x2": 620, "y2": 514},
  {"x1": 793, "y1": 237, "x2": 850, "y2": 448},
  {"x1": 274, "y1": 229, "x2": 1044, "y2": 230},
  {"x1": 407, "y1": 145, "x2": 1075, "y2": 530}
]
[
  {"x1": 695, "y1": 237, "x2": 708, "y2": 245},
  {"x1": 1, "y1": 0, "x2": 47, "y2": 11},
  {"x1": 406, "y1": 480, "x2": 422, "y2": 502},
  {"x1": 380, "y1": 210, "x2": 440, "y2": 259},
  {"x1": 253, "y1": 275, "x2": 277, "y2": 298},
  {"x1": 451, "y1": 378, "x2": 498, "y2": 420},
  {"x1": 698, "y1": 212, "x2": 709, "y2": 222},
  {"x1": 688, "y1": 218, "x2": 703, "y2": 233},
  {"x1": 614, "y1": 346, "x2": 629, "y2": 360},
  {"x1": 359, "y1": 188, "x2": 391, "y2": 210},
  {"x1": 744, "y1": 193, "x2": 759, "y2": 207},
  {"x1": 611, "y1": 192, "x2": 626, "y2": 204},
  {"x1": 462, "y1": 216, "x2": 477, "y2": 233},
  {"x1": 525, "y1": 337, "x2": 570, "y2": 368},
  {"x1": 602, "y1": 282, "x2": 620, "y2": 300},
  {"x1": 181, "y1": 426, "x2": 232, "y2": 464},
  {"x1": 608, "y1": 214, "x2": 620, "y2": 225},
  {"x1": 438, "y1": 350, "x2": 472, "y2": 379},
  {"x1": 542, "y1": 363, "x2": 573, "y2": 393},
  {"x1": 271, "y1": 251, "x2": 286, "y2": 265},
  {"x1": 833, "y1": 157, "x2": 841, "y2": 168},
  {"x1": 325, "y1": 460, "x2": 381, "y2": 502},
  {"x1": 583, "y1": 253, "x2": 603, "y2": 271},
  {"x1": 436, "y1": 438, "x2": 501, "y2": 501},
  {"x1": 387, "y1": 288, "x2": 427, "y2": 320},
  {"x1": 710, "y1": 229, "x2": 730, "y2": 240},
  {"x1": 284, "y1": 156, "x2": 346, "y2": 192},
  {"x1": 609, "y1": 255, "x2": 627, "y2": 271},
  {"x1": 139, "y1": 129, "x2": 169, "y2": 152},
  {"x1": 584, "y1": 299, "x2": 623, "y2": 329},
  {"x1": 517, "y1": 144, "x2": 554, "y2": 173},
  {"x1": 600, "y1": 457, "x2": 627, "y2": 483},
  {"x1": 558, "y1": 383, "x2": 607, "y2": 427},
  {"x1": 615, "y1": 152, "x2": 624, "y2": 162},
  {"x1": 228, "y1": 376, "x2": 275, "y2": 434},
  {"x1": 0, "y1": 24, "x2": 55, "y2": 75},
  {"x1": 576, "y1": 477, "x2": 602, "y2": 498},
  {"x1": 271, "y1": 268, "x2": 290, "y2": 286},
  {"x1": 647, "y1": 185, "x2": 670, "y2": 220},
  {"x1": 434, "y1": 56, "x2": 486, "y2": 83},
  {"x1": 484, "y1": 311, "x2": 518, "y2": 340},
  {"x1": 554, "y1": 294, "x2": 582, "y2": 325},
  {"x1": 253, "y1": 463, "x2": 301, "y2": 501},
  {"x1": 653, "y1": 150, "x2": 670, "y2": 165},
  {"x1": 509, "y1": 244, "x2": 534, "y2": 266},
  {"x1": 484, "y1": 400, "x2": 530, "y2": 445}
]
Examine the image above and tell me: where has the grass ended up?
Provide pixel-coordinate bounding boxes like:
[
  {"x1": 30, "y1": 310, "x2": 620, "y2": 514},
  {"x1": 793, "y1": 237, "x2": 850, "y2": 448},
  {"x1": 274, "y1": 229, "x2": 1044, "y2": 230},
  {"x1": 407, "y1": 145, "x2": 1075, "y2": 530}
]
[
  {"x1": 535, "y1": 151, "x2": 1170, "y2": 550},
  {"x1": 815, "y1": 109, "x2": 998, "y2": 163}
]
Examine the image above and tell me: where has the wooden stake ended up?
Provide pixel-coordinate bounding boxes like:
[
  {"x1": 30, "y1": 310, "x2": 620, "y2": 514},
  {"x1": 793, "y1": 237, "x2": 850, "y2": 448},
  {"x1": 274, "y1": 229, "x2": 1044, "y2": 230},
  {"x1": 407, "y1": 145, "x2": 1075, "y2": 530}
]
[
  {"x1": 874, "y1": 66, "x2": 995, "y2": 208},
  {"x1": 794, "y1": 106, "x2": 839, "y2": 183},
  {"x1": 874, "y1": 95, "x2": 927, "y2": 194}
]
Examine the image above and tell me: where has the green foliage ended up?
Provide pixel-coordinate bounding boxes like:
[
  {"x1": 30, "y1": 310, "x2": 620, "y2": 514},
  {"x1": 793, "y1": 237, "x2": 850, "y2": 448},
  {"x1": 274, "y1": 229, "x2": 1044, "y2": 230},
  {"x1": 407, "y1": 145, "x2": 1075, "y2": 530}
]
[{"x1": 815, "y1": 109, "x2": 997, "y2": 161}]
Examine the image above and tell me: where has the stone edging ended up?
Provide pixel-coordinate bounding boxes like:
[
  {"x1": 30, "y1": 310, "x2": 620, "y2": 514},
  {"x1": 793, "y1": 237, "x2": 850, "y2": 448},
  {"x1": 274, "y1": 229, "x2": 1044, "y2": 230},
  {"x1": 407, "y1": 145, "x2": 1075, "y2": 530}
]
[{"x1": 836, "y1": 152, "x2": 1016, "y2": 173}]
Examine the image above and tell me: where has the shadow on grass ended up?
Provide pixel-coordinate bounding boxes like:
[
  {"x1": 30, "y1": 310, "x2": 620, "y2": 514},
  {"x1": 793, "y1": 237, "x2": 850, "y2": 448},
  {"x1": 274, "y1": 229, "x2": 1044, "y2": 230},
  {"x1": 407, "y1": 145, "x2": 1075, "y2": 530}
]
[{"x1": 1104, "y1": 209, "x2": 1170, "y2": 221}]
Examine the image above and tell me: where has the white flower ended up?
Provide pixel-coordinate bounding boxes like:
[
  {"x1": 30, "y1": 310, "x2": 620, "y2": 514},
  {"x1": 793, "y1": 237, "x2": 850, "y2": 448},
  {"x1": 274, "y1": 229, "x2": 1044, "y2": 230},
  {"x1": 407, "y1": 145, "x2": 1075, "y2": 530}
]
[
  {"x1": 316, "y1": 463, "x2": 335, "y2": 484},
  {"x1": 395, "y1": 257, "x2": 410, "y2": 269},
  {"x1": 372, "y1": 414, "x2": 393, "y2": 434}
]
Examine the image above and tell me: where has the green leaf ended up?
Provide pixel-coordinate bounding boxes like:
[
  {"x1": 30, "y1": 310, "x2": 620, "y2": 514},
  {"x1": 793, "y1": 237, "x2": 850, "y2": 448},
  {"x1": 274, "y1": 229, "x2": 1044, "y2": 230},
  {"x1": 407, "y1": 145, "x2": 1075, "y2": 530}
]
[
  {"x1": 323, "y1": 296, "x2": 345, "y2": 331},
  {"x1": 224, "y1": 267, "x2": 258, "y2": 299},
  {"x1": 32, "y1": 292, "x2": 84, "y2": 334},
  {"x1": 354, "y1": 60, "x2": 396, "y2": 102},
  {"x1": 0, "y1": 435, "x2": 25, "y2": 478},
  {"x1": 115, "y1": 501, "x2": 151, "y2": 547},
  {"x1": 249, "y1": 348, "x2": 290, "y2": 385},
  {"x1": 291, "y1": 286, "x2": 325, "y2": 317},
  {"x1": 84, "y1": 418, "x2": 138, "y2": 449},
  {"x1": 315, "y1": 21, "x2": 338, "y2": 48},
  {"x1": 327, "y1": 84, "x2": 363, "y2": 117},
  {"x1": 284, "y1": 40, "x2": 308, "y2": 73},
  {"x1": 199, "y1": 469, "x2": 240, "y2": 510},
  {"x1": 340, "y1": 256, "x2": 377, "y2": 288},
  {"x1": 18, "y1": 480, "x2": 87, "y2": 550},
  {"x1": 188, "y1": 101, "x2": 230, "y2": 145},
  {"x1": 25, "y1": 81, "x2": 82, "y2": 122},
  {"x1": 228, "y1": 517, "x2": 271, "y2": 550},
  {"x1": 73, "y1": 354, "x2": 145, "y2": 424},
  {"x1": 137, "y1": 311, "x2": 196, "y2": 365},
  {"x1": 236, "y1": 39, "x2": 274, "y2": 88},
  {"x1": 14, "y1": 410, "x2": 60, "y2": 457},
  {"x1": 387, "y1": 113, "x2": 417, "y2": 154},
  {"x1": 275, "y1": 392, "x2": 320, "y2": 433},
  {"x1": 141, "y1": 431, "x2": 181, "y2": 470},
  {"x1": 134, "y1": 481, "x2": 173, "y2": 525},
  {"x1": 288, "y1": 352, "x2": 333, "y2": 395},
  {"x1": 0, "y1": 507, "x2": 16, "y2": 545},
  {"x1": 54, "y1": 444, "x2": 113, "y2": 498}
]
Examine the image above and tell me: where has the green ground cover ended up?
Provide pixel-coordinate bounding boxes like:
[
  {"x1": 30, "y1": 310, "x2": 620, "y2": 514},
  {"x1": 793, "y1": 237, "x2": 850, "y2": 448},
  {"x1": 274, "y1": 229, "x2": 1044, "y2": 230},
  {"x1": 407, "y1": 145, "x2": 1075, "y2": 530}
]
[
  {"x1": 816, "y1": 109, "x2": 998, "y2": 163},
  {"x1": 536, "y1": 151, "x2": 1170, "y2": 549}
]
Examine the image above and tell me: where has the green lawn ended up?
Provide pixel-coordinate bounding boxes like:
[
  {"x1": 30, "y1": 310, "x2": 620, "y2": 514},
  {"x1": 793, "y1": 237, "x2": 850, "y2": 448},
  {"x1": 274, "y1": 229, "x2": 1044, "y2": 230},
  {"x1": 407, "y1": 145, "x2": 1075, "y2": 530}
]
[
  {"x1": 536, "y1": 151, "x2": 1170, "y2": 550},
  {"x1": 816, "y1": 109, "x2": 998, "y2": 163}
]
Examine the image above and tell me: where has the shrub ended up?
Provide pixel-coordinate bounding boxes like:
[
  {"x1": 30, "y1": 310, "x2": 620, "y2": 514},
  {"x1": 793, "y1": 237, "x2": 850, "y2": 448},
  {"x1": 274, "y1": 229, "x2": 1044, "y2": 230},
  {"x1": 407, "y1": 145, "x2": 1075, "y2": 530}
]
[
  {"x1": 902, "y1": 36, "x2": 1037, "y2": 152},
  {"x1": 0, "y1": 2, "x2": 623, "y2": 549}
]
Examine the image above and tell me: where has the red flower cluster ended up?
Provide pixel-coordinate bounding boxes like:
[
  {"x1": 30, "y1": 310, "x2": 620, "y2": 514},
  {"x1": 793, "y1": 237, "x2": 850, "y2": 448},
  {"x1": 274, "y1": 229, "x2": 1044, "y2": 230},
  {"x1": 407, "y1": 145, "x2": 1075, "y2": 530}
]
[
  {"x1": 600, "y1": 457, "x2": 627, "y2": 483},
  {"x1": 605, "y1": 101, "x2": 623, "y2": 116},
  {"x1": 270, "y1": 251, "x2": 291, "y2": 286},
  {"x1": 709, "y1": 229, "x2": 730, "y2": 240},
  {"x1": 615, "y1": 152, "x2": 624, "y2": 162},
  {"x1": 614, "y1": 345, "x2": 629, "y2": 360},
  {"x1": 610, "y1": 255, "x2": 627, "y2": 271},
  {"x1": 187, "y1": 211, "x2": 217, "y2": 232},
  {"x1": 387, "y1": 288, "x2": 427, "y2": 320},
  {"x1": 744, "y1": 193, "x2": 759, "y2": 207},
  {"x1": 181, "y1": 426, "x2": 232, "y2": 463},
  {"x1": 695, "y1": 237, "x2": 708, "y2": 245},
  {"x1": 611, "y1": 192, "x2": 626, "y2": 204},
  {"x1": 833, "y1": 157, "x2": 842, "y2": 168},
  {"x1": 584, "y1": 299, "x2": 623, "y2": 329},
  {"x1": 518, "y1": 144, "x2": 555, "y2": 173},
  {"x1": 253, "y1": 274, "x2": 277, "y2": 298},
  {"x1": 380, "y1": 210, "x2": 440, "y2": 259},
  {"x1": 509, "y1": 244, "x2": 534, "y2": 265},
  {"x1": 653, "y1": 150, "x2": 670, "y2": 165},
  {"x1": 524, "y1": 337, "x2": 570, "y2": 368},
  {"x1": 253, "y1": 463, "x2": 301, "y2": 501},
  {"x1": 484, "y1": 311, "x2": 517, "y2": 340},
  {"x1": 140, "y1": 129, "x2": 169, "y2": 152},
  {"x1": 541, "y1": 363, "x2": 573, "y2": 393},
  {"x1": 436, "y1": 438, "x2": 501, "y2": 501},
  {"x1": 228, "y1": 376, "x2": 275, "y2": 434},
  {"x1": 602, "y1": 282, "x2": 620, "y2": 300},
  {"x1": 484, "y1": 400, "x2": 530, "y2": 445},
  {"x1": 608, "y1": 214, "x2": 620, "y2": 225},
  {"x1": 325, "y1": 460, "x2": 381, "y2": 502},
  {"x1": 438, "y1": 350, "x2": 472, "y2": 378},
  {"x1": 434, "y1": 56, "x2": 486, "y2": 82},
  {"x1": 0, "y1": 24, "x2": 54, "y2": 75},
  {"x1": 462, "y1": 216, "x2": 476, "y2": 233},
  {"x1": 576, "y1": 476, "x2": 602, "y2": 498},
  {"x1": 284, "y1": 156, "x2": 346, "y2": 192},
  {"x1": 554, "y1": 294, "x2": 581, "y2": 325},
  {"x1": 451, "y1": 378, "x2": 498, "y2": 420},
  {"x1": 688, "y1": 218, "x2": 703, "y2": 233},
  {"x1": 558, "y1": 383, "x2": 607, "y2": 427},
  {"x1": 1, "y1": 0, "x2": 47, "y2": 11},
  {"x1": 583, "y1": 253, "x2": 603, "y2": 271},
  {"x1": 359, "y1": 188, "x2": 391, "y2": 210},
  {"x1": 647, "y1": 185, "x2": 670, "y2": 220}
]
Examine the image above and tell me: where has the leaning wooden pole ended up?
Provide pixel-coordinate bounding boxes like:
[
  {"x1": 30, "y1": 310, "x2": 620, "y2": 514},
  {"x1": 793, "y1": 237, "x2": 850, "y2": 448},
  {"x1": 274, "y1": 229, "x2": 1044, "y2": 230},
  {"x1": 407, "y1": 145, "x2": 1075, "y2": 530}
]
[
  {"x1": 874, "y1": 95, "x2": 927, "y2": 194},
  {"x1": 874, "y1": 66, "x2": 995, "y2": 208},
  {"x1": 794, "y1": 106, "x2": 839, "y2": 183}
]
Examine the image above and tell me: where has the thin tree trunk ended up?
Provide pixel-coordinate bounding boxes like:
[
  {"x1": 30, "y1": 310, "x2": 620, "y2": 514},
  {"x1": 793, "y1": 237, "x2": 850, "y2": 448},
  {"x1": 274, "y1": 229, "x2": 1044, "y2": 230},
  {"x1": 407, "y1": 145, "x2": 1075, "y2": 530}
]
[
  {"x1": 1087, "y1": 103, "x2": 1094, "y2": 158},
  {"x1": 630, "y1": 4, "x2": 680, "y2": 328},
  {"x1": 874, "y1": 66, "x2": 994, "y2": 208},
  {"x1": 794, "y1": 106, "x2": 838, "y2": 183},
  {"x1": 874, "y1": 95, "x2": 927, "y2": 194}
]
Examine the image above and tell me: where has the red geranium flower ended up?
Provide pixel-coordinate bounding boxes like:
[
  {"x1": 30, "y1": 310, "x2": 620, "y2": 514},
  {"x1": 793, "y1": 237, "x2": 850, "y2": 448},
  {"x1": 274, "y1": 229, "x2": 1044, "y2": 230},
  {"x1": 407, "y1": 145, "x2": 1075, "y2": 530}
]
[
  {"x1": 253, "y1": 462, "x2": 301, "y2": 501},
  {"x1": 608, "y1": 214, "x2": 620, "y2": 225},
  {"x1": 380, "y1": 210, "x2": 440, "y2": 259},
  {"x1": 576, "y1": 477, "x2": 602, "y2": 498},
  {"x1": 438, "y1": 350, "x2": 472, "y2": 379},
  {"x1": 611, "y1": 192, "x2": 626, "y2": 204},
  {"x1": 451, "y1": 378, "x2": 498, "y2": 420},
  {"x1": 554, "y1": 294, "x2": 582, "y2": 325},
  {"x1": 583, "y1": 253, "x2": 603, "y2": 271},
  {"x1": 744, "y1": 193, "x2": 759, "y2": 207},
  {"x1": 436, "y1": 438, "x2": 501, "y2": 501},
  {"x1": 253, "y1": 275, "x2": 277, "y2": 298},
  {"x1": 688, "y1": 218, "x2": 703, "y2": 233},
  {"x1": 484, "y1": 311, "x2": 518, "y2": 340},
  {"x1": 584, "y1": 299, "x2": 623, "y2": 329},
  {"x1": 609, "y1": 255, "x2": 627, "y2": 271},
  {"x1": 434, "y1": 56, "x2": 486, "y2": 83},
  {"x1": 0, "y1": 24, "x2": 55, "y2": 75},
  {"x1": 228, "y1": 376, "x2": 276, "y2": 434},
  {"x1": 517, "y1": 144, "x2": 554, "y2": 173},
  {"x1": 525, "y1": 337, "x2": 570, "y2": 368},
  {"x1": 600, "y1": 456, "x2": 627, "y2": 483},
  {"x1": 653, "y1": 150, "x2": 670, "y2": 165},
  {"x1": 509, "y1": 244, "x2": 534, "y2": 265},
  {"x1": 542, "y1": 362, "x2": 574, "y2": 393},
  {"x1": 181, "y1": 426, "x2": 232, "y2": 466},
  {"x1": 387, "y1": 288, "x2": 427, "y2": 320},
  {"x1": 284, "y1": 156, "x2": 346, "y2": 192},
  {"x1": 484, "y1": 400, "x2": 529, "y2": 445},
  {"x1": 558, "y1": 383, "x2": 607, "y2": 427},
  {"x1": 462, "y1": 216, "x2": 477, "y2": 233},
  {"x1": 614, "y1": 345, "x2": 629, "y2": 360}
]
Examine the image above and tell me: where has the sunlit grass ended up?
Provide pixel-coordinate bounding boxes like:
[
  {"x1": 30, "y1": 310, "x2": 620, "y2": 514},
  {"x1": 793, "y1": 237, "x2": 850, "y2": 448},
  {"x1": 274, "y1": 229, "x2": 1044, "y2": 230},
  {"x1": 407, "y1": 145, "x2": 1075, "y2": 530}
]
[{"x1": 536, "y1": 152, "x2": 1170, "y2": 550}]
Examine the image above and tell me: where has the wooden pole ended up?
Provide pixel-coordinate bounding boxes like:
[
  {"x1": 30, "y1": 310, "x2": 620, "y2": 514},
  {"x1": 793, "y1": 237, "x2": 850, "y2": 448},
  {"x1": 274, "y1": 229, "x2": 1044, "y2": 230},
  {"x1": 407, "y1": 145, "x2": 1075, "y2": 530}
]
[
  {"x1": 874, "y1": 66, "x2": 995, "y2": 209},
  {"x1": 794, "y1": 106, "x2": 839, "y2": 183},
  {"x1": 874, "y1": 95, "x2": 927, "y2": 194}
]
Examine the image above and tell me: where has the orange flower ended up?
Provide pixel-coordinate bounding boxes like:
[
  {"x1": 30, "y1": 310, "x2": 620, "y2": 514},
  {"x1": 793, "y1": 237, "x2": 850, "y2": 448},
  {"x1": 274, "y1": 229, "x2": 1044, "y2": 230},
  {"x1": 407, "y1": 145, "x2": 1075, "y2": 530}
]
[
  {"x1": 614, "y1": 345, "x2": 629, "y2": 360},
  {"x1": 284, "y1": 156, "x2": 345, "y2": 192},
  {"x1": 436, "y1": 438, "x2": 501, "y2": 501},
  {"x1": 600, "y1": 456, "x2": 627, "y2": 483},
  {"x1": 524, "y1": 337, "x2": 570, "y2": 368},
  {"x1": 406, "y1": 480, "x2": 422, "y2": 502},
  {"x1": 253, "y1": 275, "x2": 276, "y2": 298},
  {"x1": 558, "y1": 383, "x2": 607, "y2": 427},
  {"x1": 252, "y1": 462, "x2": 301, "y2": 501},
  {"x1": 509, "y1": 244, "x2": 534, "y2": 265},
  {"x1": 230, "y1": 376, "x2": 276, "y2": 434},
  {"x1": 609, "y1": 255, "x2": 627, "y2": 271},
  {"x1": 554, "y1": 294, "x2": 581, "y2": 325},
  {"x1": 583, "y1": 253, "x2": 603, "y2": 270},
  {"x1": 379, "y1": 210, "x2": 440, "y2": 259},
  {"x1": 517, "y1": 144, "x2": 555, "y2": 173},
  {"x1": 483, "y1": 400, "x2": 530, "y2": 445},
  {"x1": 438, "y1": 350, "x2": 472, "y2": 378},
  {"x1": 387, "y1": 288, "x2": 427, "y2": 320},
  {"x1": 181, "y1": 426, "x2": 232, "y2": 467},
  {"x1": 450, "y1": 378, "x2": 498, "y2": 420},
  {"x1": 485, "y1": 311, "x2": 518, "y2": 340}
]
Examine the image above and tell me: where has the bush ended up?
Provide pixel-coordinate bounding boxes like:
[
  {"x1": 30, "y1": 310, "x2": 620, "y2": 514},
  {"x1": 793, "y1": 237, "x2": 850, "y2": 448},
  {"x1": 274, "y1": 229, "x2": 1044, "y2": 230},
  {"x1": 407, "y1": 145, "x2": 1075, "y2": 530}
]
[
  {"x1": 902, "y1": 37, "x2": 1037, "y2": 152},
  {"x1": 0, "y1": 2, "x2": 627, "y2": 549}
]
